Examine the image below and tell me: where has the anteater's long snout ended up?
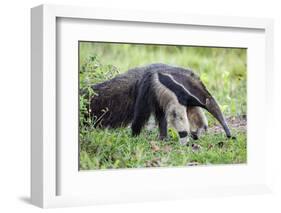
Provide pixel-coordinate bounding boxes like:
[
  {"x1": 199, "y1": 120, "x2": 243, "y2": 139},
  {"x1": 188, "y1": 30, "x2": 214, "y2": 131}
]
[{"x1": 206, "y1": 98, "x2": 232, "y2": 138}]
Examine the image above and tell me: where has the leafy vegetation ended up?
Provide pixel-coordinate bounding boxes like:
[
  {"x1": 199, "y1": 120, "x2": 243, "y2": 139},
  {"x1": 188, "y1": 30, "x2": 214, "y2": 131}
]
[{"x1": 79, "y1": 42, "x2": 247, "y2": 170}]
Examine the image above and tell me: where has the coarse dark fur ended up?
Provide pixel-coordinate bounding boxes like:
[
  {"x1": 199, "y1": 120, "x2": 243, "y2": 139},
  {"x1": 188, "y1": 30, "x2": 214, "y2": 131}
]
[
  {"x1": 89, "y1": 63, "x2": 232, "y2": 140},
  {"x1": 89, "y1": 65, "x2": 145, "y2": 128},
  {"x1": 90, "y1": 63, "x2": 201, "y2": 127}
]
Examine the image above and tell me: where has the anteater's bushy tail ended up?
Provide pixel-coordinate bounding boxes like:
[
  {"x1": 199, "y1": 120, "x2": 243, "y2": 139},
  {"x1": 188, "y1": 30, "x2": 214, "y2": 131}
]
[{"x1": 89, "y1": 66, "x2": 148, "y2": 127}]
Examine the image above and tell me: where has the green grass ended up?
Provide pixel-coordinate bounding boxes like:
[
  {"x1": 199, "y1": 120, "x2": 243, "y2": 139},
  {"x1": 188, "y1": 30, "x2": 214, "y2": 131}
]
[
  {"x1": 80, "y1": 128, "x2": 246, "y2": 170},
  {"x1": 79, "y1": 42, "x2": 247, "y2": 170}
]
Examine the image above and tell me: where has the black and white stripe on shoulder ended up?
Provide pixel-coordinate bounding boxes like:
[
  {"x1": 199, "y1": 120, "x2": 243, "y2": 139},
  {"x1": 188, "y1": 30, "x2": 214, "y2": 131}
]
[{"x1": 157, "y1": 72, "x2": 204, "y2": 107}]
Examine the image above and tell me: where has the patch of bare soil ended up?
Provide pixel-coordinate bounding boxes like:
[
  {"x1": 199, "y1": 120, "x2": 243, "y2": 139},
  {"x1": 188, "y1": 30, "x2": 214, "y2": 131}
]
[
  {"x1": 145, "y1": 115, "x2": 247, "y2": 134},
  {"x1": 209, "y1": 115, "x2": 247, "y2": 134}
]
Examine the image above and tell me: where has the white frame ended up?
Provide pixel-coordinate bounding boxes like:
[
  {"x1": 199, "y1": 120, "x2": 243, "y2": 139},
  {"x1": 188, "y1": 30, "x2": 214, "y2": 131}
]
[{"x1": 31, "y1": 4, "x2": 274, "y2": 208}]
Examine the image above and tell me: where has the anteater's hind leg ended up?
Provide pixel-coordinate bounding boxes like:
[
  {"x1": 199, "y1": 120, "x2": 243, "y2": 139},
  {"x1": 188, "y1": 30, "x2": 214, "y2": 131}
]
[
  {"x1": 131, "y1": 74, "x2": 153, "y2": 136},
  {"x1": 154, "y1": 104, "x2": 167, "y2": 140},
  {"x1": 131, "y1": 100, "x2": 152, "y2": 136}
]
